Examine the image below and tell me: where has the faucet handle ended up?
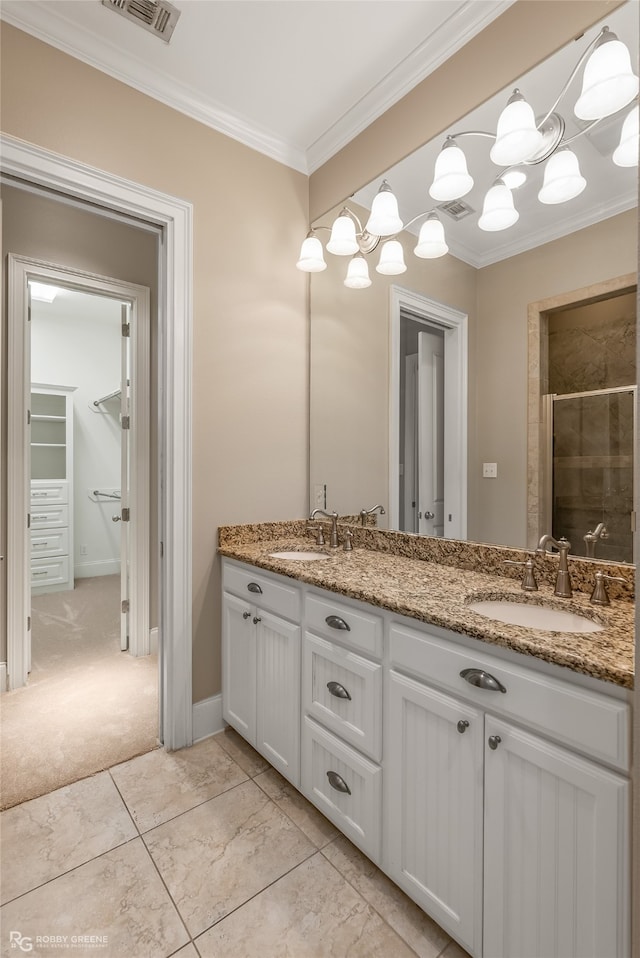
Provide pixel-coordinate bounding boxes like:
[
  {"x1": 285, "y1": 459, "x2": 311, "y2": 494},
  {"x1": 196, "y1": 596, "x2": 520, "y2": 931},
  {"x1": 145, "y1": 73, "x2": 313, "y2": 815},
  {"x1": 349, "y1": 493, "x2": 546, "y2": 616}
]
[
  {"x1": 343, "y1": 530, "x2": 354, "y2": 552},
  {"x1": 590, "y1": 571, "x2": 626, "y2": 606},
  {"x1": 503, "y1": 555, "x2": 538, "y2": 592},
  {"x1": 306, "y1": 522, "x2": 325, "y2": 546}
]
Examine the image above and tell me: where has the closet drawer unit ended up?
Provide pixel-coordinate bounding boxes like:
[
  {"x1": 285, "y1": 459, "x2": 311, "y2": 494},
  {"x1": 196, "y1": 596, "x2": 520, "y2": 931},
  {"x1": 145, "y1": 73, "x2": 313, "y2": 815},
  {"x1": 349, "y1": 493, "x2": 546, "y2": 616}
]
[
  {"x1": 222, "y1": 561, "x2": 300, "y2": 622},
  {"x1": 31, "y1": 480, "x2": 68, "y2": 506},
  {"x1": 303, "y1": 631, "x2": 382, "y2": 761},
  {"x1": 30, "y1": 528, "x2": 69, "y2": 558},
  {"x1": 31, "y1": 556, "x2": 70, "y2": 590},
  {"x1": 305, "y1": 593, "x2": 383, "y2": 658},
  {"x1": 30, "y1": 503, "x2": 69, "y2": 530},
  {"x1": 301, "y1": 716, "x2": 382, "y2": 862},
  {"x1": 390, "y1": 622, "x2": 630, "y2": 771}
]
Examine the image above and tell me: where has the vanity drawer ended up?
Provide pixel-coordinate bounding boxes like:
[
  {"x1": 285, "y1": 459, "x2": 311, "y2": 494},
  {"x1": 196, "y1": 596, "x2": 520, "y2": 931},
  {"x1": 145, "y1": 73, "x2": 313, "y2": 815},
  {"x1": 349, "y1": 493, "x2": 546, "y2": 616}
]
[
  {"x1": 30, "y1": 528, "x2": 69, "y2": 558},
  {"x1": 303, "y1": 632, "x2": 382, "y2": 761},
  {"x1": 30, "y1": 504, "x2": 69, "y2": 530},
  {"x1": 390, "y1": 623, "x2": 630, "y2": 771},
  {"x1": 222, "y1": 561, "x2": 300, "y2": 622},
  {"x1": 31, "y1": 555, "x2": 70, "y2": 590},
  {"x1": 301, "y1": 716, "x2": 381, "y2": 862},
  {"x1": 31, "y1": 480, "x2": 68, "y2": 505},
  {"x1": 305, "y1": 593, "x2": 383, "y2": 658}
]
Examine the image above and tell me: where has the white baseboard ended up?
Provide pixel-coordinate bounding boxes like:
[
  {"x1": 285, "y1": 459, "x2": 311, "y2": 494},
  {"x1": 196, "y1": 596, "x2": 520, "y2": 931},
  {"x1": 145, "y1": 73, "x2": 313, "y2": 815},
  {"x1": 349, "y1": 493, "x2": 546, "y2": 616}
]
[
  {"x1": 75, "y1": 559, "x2": 121, "y2": 579},
  {"x1": 149, "y1": 627, "x2": 158, "y2": 655},
  {"x1": 0, "y1": 662, "x2": 6, "y2": 694},
  {"x1": 192, "y1": 693, "x2": 224, "y2": 743}
]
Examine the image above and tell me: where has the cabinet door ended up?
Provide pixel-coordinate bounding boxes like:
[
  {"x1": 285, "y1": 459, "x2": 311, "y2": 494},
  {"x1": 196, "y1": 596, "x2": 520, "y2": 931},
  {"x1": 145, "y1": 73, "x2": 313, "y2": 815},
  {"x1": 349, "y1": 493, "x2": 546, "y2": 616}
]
[
  {"x1": 222, "y1": 592, "x2": 256, "y2": 745},
  {"x1": 483, "y1": 717, "x2": 630, "y2": 958},
  {"x1": 385, "y1": 670, "x2": 483, "y2": 956},
  {"x1": 256, "y1": 610, "x2": 301, "y2": 786}
]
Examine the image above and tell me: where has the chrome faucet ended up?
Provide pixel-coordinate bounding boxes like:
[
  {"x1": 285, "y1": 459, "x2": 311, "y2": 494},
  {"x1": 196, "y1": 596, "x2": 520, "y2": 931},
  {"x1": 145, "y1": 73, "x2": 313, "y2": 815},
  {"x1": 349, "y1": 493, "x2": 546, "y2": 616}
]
[
  {"x1": 359, "y1": 504, "x2": 385, "y2": 526},
  {"x1": 536, "y1": 534, "x2": 572, "y2": 598},
  {"x1": 310, "y1": 509, "x2": 339, "y2": 548},
  {"x1": 583, "y1": 522, "x2": 609, "y2": 558}
]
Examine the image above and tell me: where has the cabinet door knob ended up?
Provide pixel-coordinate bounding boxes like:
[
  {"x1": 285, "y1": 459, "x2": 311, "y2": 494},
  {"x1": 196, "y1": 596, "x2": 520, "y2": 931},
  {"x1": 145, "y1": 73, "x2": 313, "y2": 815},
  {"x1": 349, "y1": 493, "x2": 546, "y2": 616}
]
[
  {"x1": 460, "y1": 668, "x2": 506, "y2": 693},
  {"x1": 457, "y1": 719, "x2": 470, "y2": 733},
  {"x1": 112, "y1": 514, "x2": 121, "y2": 522},
  {"x1": 242, "y1": 611, "x2": 251, "y2": 620},
  {"x1": 325, "y1": 614, "x2": 350, "y2": 631},
  {"x1": 326, "y1": 770, "x2": 351, "y2": 795},
  {"x1": 327, "y1": 681, "x2": 352, "y2": 701},
  {"x1": 253, "y1": 616, "x2": 262, "y2": 625},
  {"x1": 247, "y1": 582, "x2": 263, "y2": 594},
  {"x1": 488, "y1": 735, "x2": 502, "y2": 750}
]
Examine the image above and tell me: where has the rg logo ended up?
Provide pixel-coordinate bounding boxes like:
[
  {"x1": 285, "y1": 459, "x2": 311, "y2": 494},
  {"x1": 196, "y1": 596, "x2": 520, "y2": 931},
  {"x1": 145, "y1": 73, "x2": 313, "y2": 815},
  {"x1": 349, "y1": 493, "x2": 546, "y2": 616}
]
[{"x1": 9, "y1": 932, "x2": 33, "y2": 952}]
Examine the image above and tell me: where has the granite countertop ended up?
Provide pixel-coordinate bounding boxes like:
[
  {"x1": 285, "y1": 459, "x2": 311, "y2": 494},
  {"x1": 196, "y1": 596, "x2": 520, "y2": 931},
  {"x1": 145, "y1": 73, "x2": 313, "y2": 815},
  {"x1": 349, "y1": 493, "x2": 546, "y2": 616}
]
[{"x1": 218, "y1": 523, "x2": 634, "y2": 690}]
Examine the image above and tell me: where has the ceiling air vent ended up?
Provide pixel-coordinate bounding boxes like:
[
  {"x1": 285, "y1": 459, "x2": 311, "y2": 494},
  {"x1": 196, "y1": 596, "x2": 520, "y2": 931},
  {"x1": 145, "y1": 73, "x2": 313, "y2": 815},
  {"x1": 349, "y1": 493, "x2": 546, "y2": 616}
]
[
  {"x1": 437, "y1": 199, "x2": 475, "y2": 221},
  {"x1": 101, "y1": 0, "x2": 181, "y2": 43}
]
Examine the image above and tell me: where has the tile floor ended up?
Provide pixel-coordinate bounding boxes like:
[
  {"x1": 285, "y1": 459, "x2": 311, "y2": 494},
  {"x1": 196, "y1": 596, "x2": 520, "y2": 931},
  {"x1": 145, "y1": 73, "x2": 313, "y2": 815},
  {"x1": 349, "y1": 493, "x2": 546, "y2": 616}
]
[{"x1": 0, "y1": 728, "x2": 472, "y2": 958}]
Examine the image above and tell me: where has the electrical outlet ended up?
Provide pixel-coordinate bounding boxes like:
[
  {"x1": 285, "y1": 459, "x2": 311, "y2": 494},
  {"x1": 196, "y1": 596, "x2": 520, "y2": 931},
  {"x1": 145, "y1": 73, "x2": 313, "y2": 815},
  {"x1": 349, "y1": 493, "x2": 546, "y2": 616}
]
[
  {"x1": 483, "y1": 462, "x2": 498, "y2": 478},
  {"x1": 80, "y1": 544, "x2": 88, "y2": 555}
]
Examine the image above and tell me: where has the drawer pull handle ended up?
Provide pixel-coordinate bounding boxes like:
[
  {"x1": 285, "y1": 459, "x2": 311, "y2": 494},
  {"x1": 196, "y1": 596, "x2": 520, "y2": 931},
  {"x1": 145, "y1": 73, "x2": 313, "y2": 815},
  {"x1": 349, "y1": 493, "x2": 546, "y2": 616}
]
[
  {"x1": 460, "y1": 668, "x2": 506, "y2": 693},
  {"x1": 33, "y1": 571, "x2": 48, "y2": 577},
  {"x1": 247, "y1": 582, "x2": 263, "y2": 594},
  {"x1": 32, "y1": 492, "x2": 48, "y2": 498},
  {"x1": 457, "y1": 719, "x2": 470, "y2": 733},
  {"x1": 488, "y1": 735, "x2": 502, "y2": 750},
  {"x1": 32, "y1": 515, "x2": 49, "y2": 521},
  {"x1": 242, "y1": 611, "x2": 251, "y2": 620},
  {"x1": 253, "y1": 616, "x2": 262, "y2": 625},
  {"x1": 326, "y1": 770, "x2": 351, "y2": 795},
  {"x1": 33, "y1": 543, "x2": 49, "y2": 549},
  {"x1": 325, "y1": 615, "x2": 350, "y2": 632},
  {"x1": 327, "y1": 681, "x2": 351, "y2": 701}
]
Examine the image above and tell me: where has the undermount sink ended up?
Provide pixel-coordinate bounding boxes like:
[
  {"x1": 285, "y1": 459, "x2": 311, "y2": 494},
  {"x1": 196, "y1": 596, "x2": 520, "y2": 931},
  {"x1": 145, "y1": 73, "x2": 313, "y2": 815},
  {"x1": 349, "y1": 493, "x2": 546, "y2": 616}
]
[
  {"x1": 467, "y1": 598, "x2": 604, "y2": 633},
  {"x1": 268, "y1": 550, "x2": 331, "y2": 561}
]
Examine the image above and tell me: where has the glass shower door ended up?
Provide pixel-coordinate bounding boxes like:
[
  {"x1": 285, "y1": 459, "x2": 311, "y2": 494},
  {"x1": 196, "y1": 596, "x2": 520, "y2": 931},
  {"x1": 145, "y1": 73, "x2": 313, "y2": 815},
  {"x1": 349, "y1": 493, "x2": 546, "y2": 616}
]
[{"x1": 550, "y1": 386, "x2": 635, "y2": 562}]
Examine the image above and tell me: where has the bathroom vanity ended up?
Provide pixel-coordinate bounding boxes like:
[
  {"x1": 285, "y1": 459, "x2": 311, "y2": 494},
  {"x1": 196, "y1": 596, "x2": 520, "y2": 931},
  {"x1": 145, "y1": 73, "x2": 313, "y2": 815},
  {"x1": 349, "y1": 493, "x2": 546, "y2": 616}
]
[{"x1": 219, "y1": 521, "x2": 633, "y2": 958}]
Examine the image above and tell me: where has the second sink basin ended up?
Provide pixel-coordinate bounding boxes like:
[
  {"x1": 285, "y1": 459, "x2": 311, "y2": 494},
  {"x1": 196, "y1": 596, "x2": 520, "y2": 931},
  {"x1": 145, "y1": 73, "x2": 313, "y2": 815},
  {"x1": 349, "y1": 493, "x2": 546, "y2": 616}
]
[
  {"x1": 269, "y1": 550, "x2": 331, "y2": 561},
  {"x1": 467, "y1": 598, "x2": 604, "y2": 633}
]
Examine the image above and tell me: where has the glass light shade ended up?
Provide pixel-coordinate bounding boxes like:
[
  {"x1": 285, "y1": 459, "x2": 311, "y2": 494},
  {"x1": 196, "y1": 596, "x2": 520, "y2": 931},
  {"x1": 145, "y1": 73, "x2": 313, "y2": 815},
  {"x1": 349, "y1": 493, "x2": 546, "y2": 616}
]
[
  {"x1": 478, "y1": 181, "x2": 519, "y2": 232},
  {"x1": 490, "y1": 90, "x2": 544, "y2": 166},
  {"x1": 613, "y1": 105, "x2": 639, "y2": 167},
  {"x1": 538, "y1": 150, "x2": 587, "y2": 204},
  {"x1": 429, "y1": 139, "x2": 474, "y2": 201},
  {"x1": 575, "y1": 31, "x2": 639, "y2": 121},
  {"x1": 414, "y1": 214, "x2": 448, "y2": 259},
  {"x1": 365, "y1": 181, "x2": 403, "y2": 236},
  {"x1": 326, "y1": 212, "x2": 359, "y2": 255},
  {"x1": 344, "y1": 254, "x2": 372, "y2": 289},
  {"x1": 376, "y1": 240, "x2": 407, "y2": 275},
  {"x1": 501, "y1": 168, "x2": 527, "y2": 190},
  {"x1": 296, "y1": 235, "x2": 327, "y2": 272}
]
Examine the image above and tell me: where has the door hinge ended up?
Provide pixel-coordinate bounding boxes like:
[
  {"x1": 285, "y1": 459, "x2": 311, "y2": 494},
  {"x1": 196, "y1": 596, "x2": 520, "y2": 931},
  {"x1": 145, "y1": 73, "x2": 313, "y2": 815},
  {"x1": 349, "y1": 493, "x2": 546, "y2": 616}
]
[
  {"x1": 27, "y1": 409, "x2": 31, "y2": 425},
  {"x1": 122, "y1": 322, "x2": 130, "y2": 337},
  {"x1": 122, "y1": 507, "x2": 130, "y2": 522},
  {"x1": 122, "y1": 599, "x2": 130, "y2": 614},
  {"x1": 121, "y1": 415, "x2": 130, "y2": 430},
  {"x1": 160, "y1": 541, "x2": 164, "y2": 558},
  {"x1": 27, "y1": 304, "x2": 32, "y2": 323},
  {"x1": 27, "y1": 616, "x2": 31, "y2": 631},
  {"x1": 631, "y1": 511, "x2": 636, "y2": 533},
  {"x1": 27, "y1": 513, "x2": 31, "y2": 529}
]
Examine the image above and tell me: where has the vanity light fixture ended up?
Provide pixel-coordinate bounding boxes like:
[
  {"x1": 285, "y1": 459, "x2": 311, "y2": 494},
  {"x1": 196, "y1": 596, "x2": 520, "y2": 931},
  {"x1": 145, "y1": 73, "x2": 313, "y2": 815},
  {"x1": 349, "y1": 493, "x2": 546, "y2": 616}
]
[{"x1": 297, "y1": 22, "x2": 638, "y2": 288}]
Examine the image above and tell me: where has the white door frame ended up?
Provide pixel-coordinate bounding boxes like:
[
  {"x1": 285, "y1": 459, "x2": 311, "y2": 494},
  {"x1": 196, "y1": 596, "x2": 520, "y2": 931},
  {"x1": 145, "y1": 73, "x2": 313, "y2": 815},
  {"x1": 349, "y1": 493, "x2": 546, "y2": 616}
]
[
  {"x1": 389, "y1": 285, "x2": 468, "y2": 540},
  {"x1": 1, "y1": 134, "x2": 193, "y2": 750},
  {"x1": 8, "y1": 256, "x2": 151, "y2": 678}
]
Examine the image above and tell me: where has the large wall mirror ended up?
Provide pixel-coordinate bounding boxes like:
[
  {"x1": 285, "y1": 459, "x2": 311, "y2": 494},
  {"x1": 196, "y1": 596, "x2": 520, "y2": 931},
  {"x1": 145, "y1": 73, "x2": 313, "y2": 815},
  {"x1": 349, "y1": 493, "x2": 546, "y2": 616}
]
[{"x1": 309, "y1": 1, "x2": 638, "y2": 564}]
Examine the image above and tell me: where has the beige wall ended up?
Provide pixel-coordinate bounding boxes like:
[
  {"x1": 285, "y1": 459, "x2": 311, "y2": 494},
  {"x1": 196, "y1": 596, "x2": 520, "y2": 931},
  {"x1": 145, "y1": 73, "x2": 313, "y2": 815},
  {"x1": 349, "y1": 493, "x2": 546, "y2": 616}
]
[{"x1": 1, "y1": 24, "x2": 310, "y2": 703}]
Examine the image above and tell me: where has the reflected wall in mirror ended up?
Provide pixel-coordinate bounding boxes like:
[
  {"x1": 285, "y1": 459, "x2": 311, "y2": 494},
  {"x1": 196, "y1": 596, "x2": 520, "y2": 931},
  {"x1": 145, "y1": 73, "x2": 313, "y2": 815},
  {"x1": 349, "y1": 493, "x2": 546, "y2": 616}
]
[{"x1": 309, "y1": 3, "x2": 638, "y2": 564}]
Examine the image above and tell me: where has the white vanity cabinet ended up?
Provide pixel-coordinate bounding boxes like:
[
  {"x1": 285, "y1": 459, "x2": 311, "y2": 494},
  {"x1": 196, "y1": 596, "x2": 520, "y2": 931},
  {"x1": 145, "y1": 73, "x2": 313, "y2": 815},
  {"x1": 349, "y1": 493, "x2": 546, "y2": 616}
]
[
  {"x1": 386, "y1": 620, "x2": 631, "y2": 958},
  {"x1": 222, "y1": 561, "x2": 301, "y2": 786}
]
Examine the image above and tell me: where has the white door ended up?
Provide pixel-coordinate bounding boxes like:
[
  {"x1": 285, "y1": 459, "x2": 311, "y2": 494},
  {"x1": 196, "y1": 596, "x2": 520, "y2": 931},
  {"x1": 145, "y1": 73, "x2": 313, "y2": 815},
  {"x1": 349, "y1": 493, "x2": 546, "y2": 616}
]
[
  {"x1": 120, "y1": 303, "x2": 131, "y2": 651},
  {"x1": 483, "y1": 716, "x2": 630, "y2": 958},
  {"x1": 417, "y1": 328, "x2": 445, "y2": 536},
  {"x1": 385, "y1": 670, "x2": 484, "y2": 956}
]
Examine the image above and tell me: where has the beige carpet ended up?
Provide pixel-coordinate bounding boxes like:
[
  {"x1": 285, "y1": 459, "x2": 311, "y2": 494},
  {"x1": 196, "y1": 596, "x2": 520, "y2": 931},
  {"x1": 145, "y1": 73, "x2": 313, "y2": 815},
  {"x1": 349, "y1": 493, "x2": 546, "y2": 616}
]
[{"x1": 1, "y1": 575, "x2": 159, "y2": 810}]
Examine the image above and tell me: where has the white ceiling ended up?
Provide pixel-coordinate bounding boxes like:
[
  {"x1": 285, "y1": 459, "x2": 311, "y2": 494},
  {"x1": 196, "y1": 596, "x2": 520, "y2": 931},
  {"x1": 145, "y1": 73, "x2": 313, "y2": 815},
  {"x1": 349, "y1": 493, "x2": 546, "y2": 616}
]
[{"x1": 0, "y1": 0, "x2": 513, "y2": 173}]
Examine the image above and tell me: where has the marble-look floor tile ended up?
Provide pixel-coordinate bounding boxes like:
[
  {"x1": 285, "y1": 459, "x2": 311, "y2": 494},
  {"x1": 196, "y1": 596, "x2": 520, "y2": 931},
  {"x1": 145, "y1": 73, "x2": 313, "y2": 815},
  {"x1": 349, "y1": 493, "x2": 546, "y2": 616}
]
[
  {"x1": 254, "y1": 767, "x2": 339, "y2": 848},
  {"x1": 110, "y1": 735, "x2": 248, "y2": 831},
  {"x1": 440, "y1": 939, "x2": 473, "y2": 958},
  {"x1": 0, "y1": 772, "x2": 137, "y2": 905},
  {"x1": 213, "y1": 726, "x2": 270, "y2": 777},
  {"x1": 0, "y1": 839, "x2": 188, "y2": 958},
  {"x1": 144, "y1": 779, "x2": 315, "y2": 938},
  {"x1": 322, "y1": 835, "x2": 451, "y2": 958},
  {"x1": 195, "y1": 852, "x2": 418, "y2": 957},
  {"x1": 170, "y1": 945, "x2": 199, "y2": 958}
]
